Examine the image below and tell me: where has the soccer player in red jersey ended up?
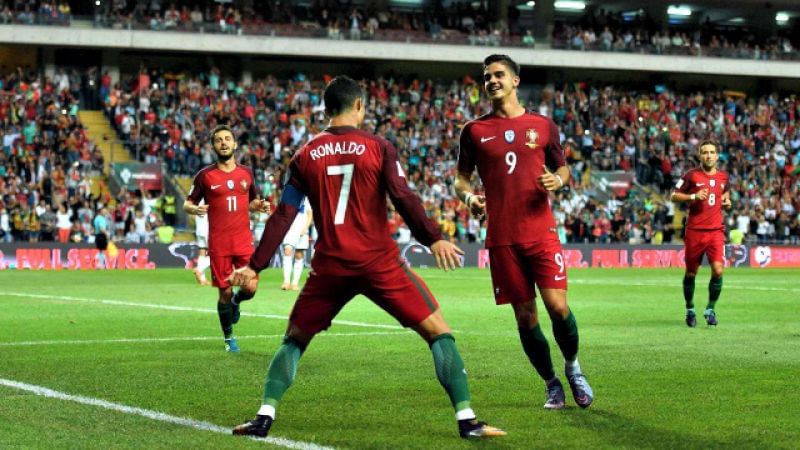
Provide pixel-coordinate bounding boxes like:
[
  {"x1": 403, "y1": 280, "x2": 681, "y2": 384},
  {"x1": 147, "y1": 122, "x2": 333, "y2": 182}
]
[
  {"x1": 184, "y1": 125, "x2": 270, "y2": 353},
  {"x1": 228, "y1": 76, "x2": 505, "y2": 439},
  {"x1": 671, "y1": 140, "x2": 732, "y2": 327},
  {"x1": 455, "y1": 54, "x2": 593, "y2": 410}
]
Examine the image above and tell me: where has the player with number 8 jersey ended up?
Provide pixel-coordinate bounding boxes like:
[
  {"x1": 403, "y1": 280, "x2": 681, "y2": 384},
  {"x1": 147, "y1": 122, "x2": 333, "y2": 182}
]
[{"x1": 671, "y1": 140, "x2": 731, "y2": 327}]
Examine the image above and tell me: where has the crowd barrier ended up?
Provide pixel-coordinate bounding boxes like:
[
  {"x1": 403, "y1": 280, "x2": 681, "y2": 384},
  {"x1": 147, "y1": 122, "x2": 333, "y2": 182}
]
[{"x1": 2, "y1": 242, "x2": 799, "y2": 270}]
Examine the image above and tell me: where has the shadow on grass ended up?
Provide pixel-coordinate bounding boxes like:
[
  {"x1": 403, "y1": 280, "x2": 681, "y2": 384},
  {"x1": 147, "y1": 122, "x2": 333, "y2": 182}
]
[{"x1": 561, "y1": 408, "x2": 764, "y2": 449}]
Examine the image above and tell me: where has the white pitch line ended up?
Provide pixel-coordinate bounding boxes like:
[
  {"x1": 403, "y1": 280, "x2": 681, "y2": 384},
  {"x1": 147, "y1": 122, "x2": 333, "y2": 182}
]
[
  {"x1": 0, "y1": 292, "x2": 404, "y2": 330},
  {"x1": 568, "y1": 279, "x2": 800, "y2": 292},
  {"x1": 0, "y1": 377, "x2": 334, "y2": 450},
  {"x1": 0, "y1": 331, "x2": 409, "y2": 347},
  {"x1": 420, "y1": 275, "x2": 800, "y2": 292}
]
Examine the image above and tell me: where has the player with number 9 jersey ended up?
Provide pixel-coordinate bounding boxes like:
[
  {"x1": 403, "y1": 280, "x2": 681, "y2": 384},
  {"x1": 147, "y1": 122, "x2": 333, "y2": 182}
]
[
  {"x1": 459, "y1": 112, "x2": 569, "y2": 302},
  {"x1": 455, "y1": 54, "x2": 593, "y2": 411},
  {"x1": 458, "y1": 112, "x2": 564, "y2": 249}
]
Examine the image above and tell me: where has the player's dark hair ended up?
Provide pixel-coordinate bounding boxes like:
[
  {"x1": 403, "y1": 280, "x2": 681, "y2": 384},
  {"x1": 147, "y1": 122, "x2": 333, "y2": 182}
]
[
  {"x1": 211, "y1": 124, "x2": 234, "y2": 141},
  {"x1": 324, "y1": 76, "x2": 363, "y2": 117},
  {"x1": 483, "y1": 54, "x2": 520, "y2": 77},
  {"x1": 697, "y1": 139, "x2": 718, "y2": 152}
]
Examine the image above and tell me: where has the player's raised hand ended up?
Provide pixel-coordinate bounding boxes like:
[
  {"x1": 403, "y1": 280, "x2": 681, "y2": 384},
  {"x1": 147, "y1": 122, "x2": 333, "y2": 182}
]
[
  {"x1": 228, "y1": 265, "x2": 257, "y2": 286},
  {"x1": 430, "y1": 240, "x2": 464, "y2": 272},
  {"x1": 695, "y1": 188, "x2": 709, "y2": 201},
  {"x1": 468, "y1": 194, "x2": 486, "y2": 219},
  {"x1": 538, "y1": 165, "x2": 562, "y2": 191},
  {"x1": 195, "y1": 204, "x2": 209, "y2": 217}
]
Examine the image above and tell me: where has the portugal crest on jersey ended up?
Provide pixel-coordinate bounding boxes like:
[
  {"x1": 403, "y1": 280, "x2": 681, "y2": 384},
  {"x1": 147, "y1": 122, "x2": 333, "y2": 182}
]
[
  {"x1": 240, "y1": 179, "x2": 248, "y2": 190},
  {"x1": 525, "y1": 129, "x2": 539, "y2": 150},
  {"x1": 504, "y1": 130, "x2": 515, "y2": 143}
]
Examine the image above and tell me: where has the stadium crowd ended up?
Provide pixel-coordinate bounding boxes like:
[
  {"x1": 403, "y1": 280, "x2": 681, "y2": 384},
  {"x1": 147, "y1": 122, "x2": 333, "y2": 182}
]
[
  {"x1": 1, "y1": 63, "x2": 799, "y2": 246},
  {"x1": 0, "y1": 66, "x2": 179, "y2": 246},
  {"x1": 88, "y1": 2, "x2": 799, "y2": 58},
  {"x1": 94, "y1": 0, "x2": 514, "y2": 46},
  {"x1": 0, "y1": 1, "x2": 71, "y2": 25},
  {"x1": 3, "y1": 1, "x2": 797, "y2": 59},
  {"x1": 102, "y1": 67, "x2": 800, "y2": 246},
  {"x1": 552, "y1": 14, "x2": 799, "y2": 61}
]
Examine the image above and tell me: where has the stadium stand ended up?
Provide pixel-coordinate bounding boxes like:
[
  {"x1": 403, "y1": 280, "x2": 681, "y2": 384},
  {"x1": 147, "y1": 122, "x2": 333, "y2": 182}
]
[
  {"x1": 0, "y1": 2, "x2": 798, "y2": 247},
  {"x1": 94, "y1": 67, "x2": 800, "y2": 246}
]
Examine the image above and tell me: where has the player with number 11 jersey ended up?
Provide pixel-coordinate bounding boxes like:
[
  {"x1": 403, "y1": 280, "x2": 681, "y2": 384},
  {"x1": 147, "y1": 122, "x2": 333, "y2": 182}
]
[{"x1": 189, "y1": 164, "x2": 256, "y2": 259}]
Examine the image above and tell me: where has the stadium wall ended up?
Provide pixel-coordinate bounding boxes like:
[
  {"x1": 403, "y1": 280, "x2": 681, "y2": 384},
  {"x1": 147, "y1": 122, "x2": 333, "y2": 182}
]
[
  {"x1": 2, "y1": 25, "x2": 800, "y2": 79},
  {"x1": 2, "y1": 242, "x2": 798, "y2": 270}
]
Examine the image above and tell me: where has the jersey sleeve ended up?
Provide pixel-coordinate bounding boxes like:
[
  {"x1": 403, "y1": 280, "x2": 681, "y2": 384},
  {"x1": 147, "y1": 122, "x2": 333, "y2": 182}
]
[
  {"x1": 249, "y1": 160, "x2": 304, "y2": 272},
  {"x1": 247, "y1": 167, "x2": 257, "y2": 201},
  {"x1": 675, "y1": 171, "x2": 692, "y2": 193},
  {"x1": 187, "y1": 170, "x2": 205, "y2": 204},
  {"x1": 382, "y1": 140, "x2": 443, "y2": 246},
  {"x1": 544, "y1": 119, "x2": 566, "y2": 171},
  {"x1": 457, "y1": 123, "x2": 476, "y2": 175},
  {"x1": 722, "y1": 173, "x2": 730, "y2": 193}
]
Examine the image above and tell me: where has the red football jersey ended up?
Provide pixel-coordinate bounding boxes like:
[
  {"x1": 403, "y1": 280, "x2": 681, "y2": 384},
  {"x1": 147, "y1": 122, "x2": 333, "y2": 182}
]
[
  {"x1": 188, "y1": 164, "x2": 256, "y2": 256},
  {"x1": 282, "y1": 126, "x2": 441, "y2": 276},
  {"x1": 675, "y1": 168, "x2": 729, "y2": 231},
  {"x1": 458, "y1": 112, "x2": 566, "y2": 247}
]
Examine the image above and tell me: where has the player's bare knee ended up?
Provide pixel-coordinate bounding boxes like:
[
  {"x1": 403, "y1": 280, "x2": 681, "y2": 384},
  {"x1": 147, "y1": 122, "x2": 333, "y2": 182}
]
[
  {"x1": 285, "y1": 324, "x2": 313, "y2": 348},
  {"x1": 218, "y1": 287, "x2": 234, "y2": 304},
  {"x1": 711, "y1": 267, "x2": 723, "y2": 278},
  {"x1": 238, "y1": 284, "x2": 258, "y2": 301},
  {"x1": 414, "y1": 310, "x2": 451, "y2": 341},
  {"x1": 547, "y1": 303, "x2": 570, "y2": 320},
  {"x1": 512, "y1": 303, "x2": 538, "y2": 328}
]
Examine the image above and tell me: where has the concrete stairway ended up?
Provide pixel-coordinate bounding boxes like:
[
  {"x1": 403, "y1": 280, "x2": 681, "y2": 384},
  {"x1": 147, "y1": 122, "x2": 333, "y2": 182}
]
[{"x1": 79, "y1": 110, "x2": 131, "y2": 174}]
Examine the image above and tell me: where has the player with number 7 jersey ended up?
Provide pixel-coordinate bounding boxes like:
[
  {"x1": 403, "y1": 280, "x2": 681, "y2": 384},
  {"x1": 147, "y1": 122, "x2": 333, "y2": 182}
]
[{"x1": 230, "y1": 76, "x2": 505, "y2": 440}]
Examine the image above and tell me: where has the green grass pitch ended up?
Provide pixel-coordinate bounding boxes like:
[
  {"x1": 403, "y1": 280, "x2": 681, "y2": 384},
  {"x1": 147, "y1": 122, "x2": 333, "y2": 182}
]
[{"x1": 1, "y1": 267, "x2": 798, "y2": 449}]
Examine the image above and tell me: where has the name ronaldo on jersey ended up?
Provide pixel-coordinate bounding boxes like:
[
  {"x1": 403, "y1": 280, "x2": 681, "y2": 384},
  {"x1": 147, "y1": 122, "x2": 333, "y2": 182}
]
[{"x1": 309, "y1": 141, "x2": 366, "y2": 160}]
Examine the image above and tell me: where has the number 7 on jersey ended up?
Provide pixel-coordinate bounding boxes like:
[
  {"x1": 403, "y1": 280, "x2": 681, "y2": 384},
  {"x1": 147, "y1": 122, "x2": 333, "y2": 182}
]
[{"x1": 327, "y1": 164, "x2": 354, "y2": 225}]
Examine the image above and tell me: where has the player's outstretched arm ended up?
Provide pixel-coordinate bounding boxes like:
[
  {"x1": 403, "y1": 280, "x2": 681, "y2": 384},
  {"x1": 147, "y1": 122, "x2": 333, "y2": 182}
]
[
  {"x1": 248, "y1": 198, "x2": 272, "y2": 214},
  {"x1": 229, "y1": 265, "x2": 258, "y2": 286},
  {"x1": 247, "y1": 184, "x2": 302, "y2": 273},
  {"x1": 430, "y1": 240, "x2": 464, "y2": 272},
  {"x1": 382, "y1": 141, "x2": 443, "y2": 247}
]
